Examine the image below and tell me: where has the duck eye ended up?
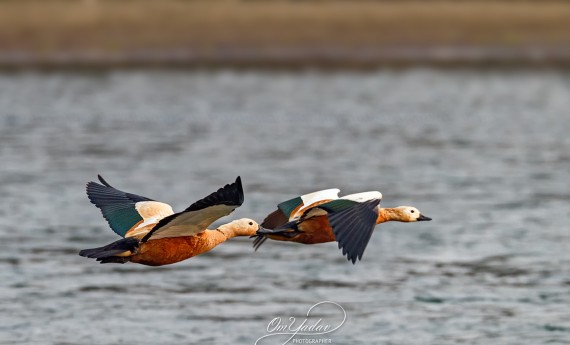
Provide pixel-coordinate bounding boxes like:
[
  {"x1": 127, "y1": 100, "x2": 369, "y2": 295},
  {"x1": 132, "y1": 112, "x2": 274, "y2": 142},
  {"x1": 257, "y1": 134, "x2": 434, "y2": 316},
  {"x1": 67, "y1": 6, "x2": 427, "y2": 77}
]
[
  {"x1": 249, "y1": 222, "x2": 253, "y2": 225},
  {"x1": 411, "y1": 210, "x2": 415, "y2": 213}
]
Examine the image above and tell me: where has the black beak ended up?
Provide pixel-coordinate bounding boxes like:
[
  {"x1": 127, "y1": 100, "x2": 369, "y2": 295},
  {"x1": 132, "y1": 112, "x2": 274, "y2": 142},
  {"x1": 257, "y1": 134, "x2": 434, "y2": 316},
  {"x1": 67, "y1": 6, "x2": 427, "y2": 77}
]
[
  {"x1": 417, "y1": 214, "x2": 432, "y2": 221},
  {"x1": 255, "y1": 226, "x2": 274, "y2": 235}
]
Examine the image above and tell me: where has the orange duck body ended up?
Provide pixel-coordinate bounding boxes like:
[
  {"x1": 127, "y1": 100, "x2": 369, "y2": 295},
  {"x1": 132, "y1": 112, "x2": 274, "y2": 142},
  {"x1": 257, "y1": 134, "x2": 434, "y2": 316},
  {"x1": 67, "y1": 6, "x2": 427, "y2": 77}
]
[
  {"x1": 130, "y1": 231, "x2": 223, "y2": 266},
  {"x1": 80, "y1": 176, "x2": 258, "y2": 266},
  {"x1": 261, "y1": 208, "x2": 399, "y2": 245},
  {"x1": 264, "y1": 215, "x2": 336, "y2": 245},
  {"x1": 255, "y1": 189, "x2": 432, "y2": 263}
]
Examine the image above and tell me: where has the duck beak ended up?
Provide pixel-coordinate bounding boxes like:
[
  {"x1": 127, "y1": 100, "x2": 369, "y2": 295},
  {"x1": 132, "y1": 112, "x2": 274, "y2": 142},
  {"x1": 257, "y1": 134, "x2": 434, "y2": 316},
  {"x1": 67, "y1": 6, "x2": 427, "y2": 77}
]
[
  {"x1": 249, "y1": 225, "x2": 263, "y2": 239},
  {"x1": 417, "y1": 214, "x2": 432, "y2": 221},
  {"x1": 255, "y1": 226, "x2": 274, "y2": 235}
]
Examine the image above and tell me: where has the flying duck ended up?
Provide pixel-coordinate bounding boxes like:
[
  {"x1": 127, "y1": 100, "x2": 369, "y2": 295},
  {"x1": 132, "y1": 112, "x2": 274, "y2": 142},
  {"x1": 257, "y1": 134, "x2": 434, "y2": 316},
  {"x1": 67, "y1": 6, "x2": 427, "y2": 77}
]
[
  {"x1": 252, "y1": 189, "x2": 431, "y2": 264},
  {"x1": 79, "y1": 175, "x2": 259, "y2": 266}
]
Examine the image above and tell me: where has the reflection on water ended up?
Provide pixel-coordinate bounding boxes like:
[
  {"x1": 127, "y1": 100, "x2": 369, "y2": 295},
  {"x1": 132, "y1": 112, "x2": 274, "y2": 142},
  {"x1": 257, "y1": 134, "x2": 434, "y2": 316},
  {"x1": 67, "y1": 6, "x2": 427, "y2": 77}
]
[{"x1": 0, "y1": 69, "x2": 569, "y2": 345}]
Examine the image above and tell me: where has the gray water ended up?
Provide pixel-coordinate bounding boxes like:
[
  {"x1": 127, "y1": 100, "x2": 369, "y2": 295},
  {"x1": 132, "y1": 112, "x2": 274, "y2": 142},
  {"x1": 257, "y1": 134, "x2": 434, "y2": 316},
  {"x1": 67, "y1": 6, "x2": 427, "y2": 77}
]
[{"x1": 0, "y1": 69, "x2": 569, "y2": 345}]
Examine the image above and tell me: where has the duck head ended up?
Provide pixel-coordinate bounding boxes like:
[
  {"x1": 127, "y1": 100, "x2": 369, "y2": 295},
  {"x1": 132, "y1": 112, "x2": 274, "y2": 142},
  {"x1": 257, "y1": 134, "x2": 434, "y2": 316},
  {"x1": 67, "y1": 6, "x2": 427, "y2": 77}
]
[
  {"x1": 218, "y1": 218, "x2": 260, "y2": 237},
  {"x1": 393, "y1": 206, "x2": 432, "y2": 222}
]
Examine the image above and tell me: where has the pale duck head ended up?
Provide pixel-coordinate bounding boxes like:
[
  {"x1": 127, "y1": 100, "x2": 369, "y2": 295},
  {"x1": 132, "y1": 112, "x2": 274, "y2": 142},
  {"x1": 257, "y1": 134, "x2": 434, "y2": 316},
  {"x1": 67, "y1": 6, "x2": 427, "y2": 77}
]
[
  {"x1": 394, "y1": 206, "x2": 432, "y2": 222},
  {"x1": 218, "y1": 218, "x2": 260, "y2": 237}
]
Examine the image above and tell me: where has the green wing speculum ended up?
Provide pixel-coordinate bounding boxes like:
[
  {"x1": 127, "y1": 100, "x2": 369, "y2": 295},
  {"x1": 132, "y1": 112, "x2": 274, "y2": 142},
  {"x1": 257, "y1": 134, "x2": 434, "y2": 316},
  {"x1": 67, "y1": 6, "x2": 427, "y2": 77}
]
[
  {"x1": 277, "y1": 196, "x2": 303, "y2": 218},
  {"x1": 317, "y1": 199, "x2": 359, "y2": 213}
]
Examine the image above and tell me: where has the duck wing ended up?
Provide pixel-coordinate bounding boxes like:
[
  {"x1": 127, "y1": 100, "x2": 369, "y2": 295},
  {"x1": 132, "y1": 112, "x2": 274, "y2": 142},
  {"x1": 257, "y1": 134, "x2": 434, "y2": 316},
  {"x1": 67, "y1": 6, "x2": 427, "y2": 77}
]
[
  {"x1": 319, "y1": 199, "x2": 381, "y2": 264},
  {"x1": 141, "y1": 177, "x2": 244, "y2": 242},
  {"x1": 253, "y1": 201, "x2": 335, "y2": 250},
  {"x1": 260, "y1": 188, "x2": 340, "y2": 229},
  {"x1": 87, "y1": 175, "x2": 174, "y2": 238},
  {"x1": 260, "y1": 207, "x2": 293, "y2": 230}
]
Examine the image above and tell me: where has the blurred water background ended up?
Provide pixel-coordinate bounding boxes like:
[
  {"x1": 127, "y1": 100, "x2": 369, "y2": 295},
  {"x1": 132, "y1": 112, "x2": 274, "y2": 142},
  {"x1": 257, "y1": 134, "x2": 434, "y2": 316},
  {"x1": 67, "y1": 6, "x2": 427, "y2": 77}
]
[{"x1": 0, "y1": 69, "x2": 569, "y2": 344}]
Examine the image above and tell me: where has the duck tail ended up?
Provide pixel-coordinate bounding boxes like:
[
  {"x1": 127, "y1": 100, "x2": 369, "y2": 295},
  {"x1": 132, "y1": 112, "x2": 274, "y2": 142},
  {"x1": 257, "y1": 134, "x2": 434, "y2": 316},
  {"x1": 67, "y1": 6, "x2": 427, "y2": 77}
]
[
  {"x1": 250, "y1": 225, "x2": 298, "y2": 251},
  {"x1": 79, "y1": 237, "x2": 139, "y2": 264},
  {"x1": 251, "y1": 234, "x2": 268, "y2": 251}
]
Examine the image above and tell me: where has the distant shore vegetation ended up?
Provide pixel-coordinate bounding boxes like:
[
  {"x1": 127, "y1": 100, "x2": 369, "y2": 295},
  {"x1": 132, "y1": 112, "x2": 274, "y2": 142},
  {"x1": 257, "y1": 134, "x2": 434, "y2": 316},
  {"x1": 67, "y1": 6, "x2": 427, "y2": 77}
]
[{"x1": 1, "y1": 0, "x2": 570, "y2": 68}]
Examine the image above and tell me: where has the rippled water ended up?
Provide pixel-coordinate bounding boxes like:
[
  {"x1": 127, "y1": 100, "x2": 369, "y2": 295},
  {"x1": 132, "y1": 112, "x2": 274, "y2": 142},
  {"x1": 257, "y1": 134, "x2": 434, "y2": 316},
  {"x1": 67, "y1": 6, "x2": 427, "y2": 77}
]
[{"x1": 0, "y1": 69, "x2": 569, "y2": 345}]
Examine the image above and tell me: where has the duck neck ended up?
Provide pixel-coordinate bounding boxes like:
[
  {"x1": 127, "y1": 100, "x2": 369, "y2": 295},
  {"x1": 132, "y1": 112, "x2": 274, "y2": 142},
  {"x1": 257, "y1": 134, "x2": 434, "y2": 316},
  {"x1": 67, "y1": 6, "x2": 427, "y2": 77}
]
[
  {"x1": 376, "y1": 208, "x2": 401, "y2": 224},
  {"x1": 214, "y1": 222, "x2": 257, "y2": 240}
]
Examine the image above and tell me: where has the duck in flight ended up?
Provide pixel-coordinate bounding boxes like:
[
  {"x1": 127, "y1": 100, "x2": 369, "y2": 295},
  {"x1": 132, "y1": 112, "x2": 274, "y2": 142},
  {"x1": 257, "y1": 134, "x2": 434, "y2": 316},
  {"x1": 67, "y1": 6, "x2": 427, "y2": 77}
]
[
  {"x1": 79, "y1": 176, "x2": 259, "y2": 266},
  {"x1": 252, "y1": 189, "x2": 431, "y2": 264}
]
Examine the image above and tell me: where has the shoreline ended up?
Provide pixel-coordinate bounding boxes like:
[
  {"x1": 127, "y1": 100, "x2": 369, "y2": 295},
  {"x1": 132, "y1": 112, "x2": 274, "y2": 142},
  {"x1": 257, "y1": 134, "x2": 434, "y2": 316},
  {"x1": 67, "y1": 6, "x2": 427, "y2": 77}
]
[
  {"x1": 2, "y1": 1, "x2": 570, "y2": 70},
  {"x1": 2, "y1": 46, "x2": 570, "y2": 70}
]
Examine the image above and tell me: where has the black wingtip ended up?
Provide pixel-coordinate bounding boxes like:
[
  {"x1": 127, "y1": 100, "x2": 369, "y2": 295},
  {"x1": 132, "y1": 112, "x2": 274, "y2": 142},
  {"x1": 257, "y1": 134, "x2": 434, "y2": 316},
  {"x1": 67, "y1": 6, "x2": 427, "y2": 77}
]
[
  {"x1": 328, "y1": 199, "x2": 381, "y2": 265},
  {"x1": 184, "y1": 176, "x2": 245, "y2": 213},
  {"x1": 97, "y1": 174, "x2": 113, "y2": 187},
  {"x1": 85, "y1": 180, "x2": 95, "y2": 193},
  {"x1": 85, "y1": 181, "x2": 101, "y2": 205},
  {"x1": 142, "y1": 177, "x2": 246, "y2": 243},
  {"x1": 235, "y1": 176, "x2": 244, "y2": 206},
  {"x1": 85, "y1": 174, "x2": 112, "y2": 198}
]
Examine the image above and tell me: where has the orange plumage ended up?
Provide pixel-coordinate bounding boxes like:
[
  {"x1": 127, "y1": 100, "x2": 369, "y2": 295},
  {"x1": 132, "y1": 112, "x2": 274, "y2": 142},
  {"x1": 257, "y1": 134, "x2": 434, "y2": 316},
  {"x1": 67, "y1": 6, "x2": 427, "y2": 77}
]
[
  {"x1": 255, "y1": 193, "x2": 431, "y2": 263},
  {"x1": 130, "y1": 230, "x2": 228, "y2": 266},
  {"x1": 80, "y1": 175, "x2": 255, "y2": 266},
  {"x1": 264, "y1": 215, "x2": 336, "y2": 245}
]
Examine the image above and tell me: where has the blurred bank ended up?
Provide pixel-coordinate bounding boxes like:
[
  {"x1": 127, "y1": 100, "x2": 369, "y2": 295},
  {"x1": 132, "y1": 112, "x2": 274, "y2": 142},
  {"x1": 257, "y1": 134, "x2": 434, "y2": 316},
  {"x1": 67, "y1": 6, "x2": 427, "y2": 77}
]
[{"x1": 1, "y1": 0, "x2": 570, "y2": 69}]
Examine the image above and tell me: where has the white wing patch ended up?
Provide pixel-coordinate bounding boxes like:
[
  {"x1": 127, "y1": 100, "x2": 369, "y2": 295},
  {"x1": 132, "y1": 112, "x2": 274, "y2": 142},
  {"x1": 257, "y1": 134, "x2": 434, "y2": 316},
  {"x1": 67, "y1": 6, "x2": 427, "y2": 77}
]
[
  {"x1": 300, "y1": 189, "x2": 340, "y2": 210},
  {"x1": 145, "y1": 204, "x2": 238, "y2": 241},
  {"x1": 135, "y1": 201, "x2": 174, "y2": 219},
  {"x1": 124, "y1": 201, "x2": 175, "y2": 238},
  {"x1": 293, "y1": 188, "x2": 340, "y2": 219},
  {"x1": 341, "y1": 191, "x2": 383, "y2": 203}
]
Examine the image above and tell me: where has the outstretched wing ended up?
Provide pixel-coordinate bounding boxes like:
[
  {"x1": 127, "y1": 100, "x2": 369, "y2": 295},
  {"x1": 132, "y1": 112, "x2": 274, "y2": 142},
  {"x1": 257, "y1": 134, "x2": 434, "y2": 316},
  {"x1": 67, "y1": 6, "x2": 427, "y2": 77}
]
[
  {"x1": 322, "y1": 199, "x2": 381, "y2": 264},
  {"x1": 141, "y1": 176, "x2": 244, "y2": 242},
  {"x1": 260, "y1": 188, "x2": 340, "y2": 229},
  {"x1": 87, "y1": 175, "x2": 174, "y2": 238}
]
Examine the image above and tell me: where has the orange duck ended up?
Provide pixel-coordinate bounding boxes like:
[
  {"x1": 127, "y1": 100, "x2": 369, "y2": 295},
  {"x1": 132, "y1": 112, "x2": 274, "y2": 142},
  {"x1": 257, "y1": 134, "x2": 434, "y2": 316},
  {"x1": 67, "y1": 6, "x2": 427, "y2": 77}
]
[
  {"x1": 253, "y1": 189, "x2": 431, "y2": 264},
  {"x1": 79, "y1": 176, "x2": 258, "y2": 266}
]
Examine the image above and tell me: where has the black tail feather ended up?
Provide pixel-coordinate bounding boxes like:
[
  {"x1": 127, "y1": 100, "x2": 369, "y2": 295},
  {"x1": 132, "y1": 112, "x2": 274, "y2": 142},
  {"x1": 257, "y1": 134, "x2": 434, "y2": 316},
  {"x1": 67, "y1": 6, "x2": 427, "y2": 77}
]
[
  {"x1": 252, "y1": 235, "x2": 268, "y2": 251},
  {"x1": 96, "y1": 256, "x2": 131, "y2": 264},
  {"x1": 251, "y1": 225, "x2": 299, "y2": 251},
  {"x1": 79, "y1": 237, "x2": 139, "y2": 264}
]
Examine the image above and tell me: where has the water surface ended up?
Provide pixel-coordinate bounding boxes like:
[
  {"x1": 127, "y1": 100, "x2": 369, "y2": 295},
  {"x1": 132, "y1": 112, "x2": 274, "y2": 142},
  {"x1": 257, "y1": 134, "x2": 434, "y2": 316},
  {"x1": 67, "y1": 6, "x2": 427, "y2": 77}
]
[{"x1": 0, "y1": 69, "x2": 569, "y2": 345}]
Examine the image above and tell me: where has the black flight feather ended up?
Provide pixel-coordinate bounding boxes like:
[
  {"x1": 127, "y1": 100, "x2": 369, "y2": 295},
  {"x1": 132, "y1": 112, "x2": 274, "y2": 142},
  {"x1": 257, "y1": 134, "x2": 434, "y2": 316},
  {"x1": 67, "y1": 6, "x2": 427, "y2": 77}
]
[
  {"x1": 141, "y1": 176, "x2": 244, "y2": 242},
  {"x1": 252, "y1": 235, "x2": 268, "y2": 251},
  {"x1": 86, "y1": 175, "x2": 154, "y2": 237},
  {"x1": 327, "y1": 199, "x2": 380, "y2": 264},
  {"x1": 185, "y1": 176, "x2": 244, "y2": 212},
  {"x1": 90, "y1": 175, "x2": 154, "y2": 204}
]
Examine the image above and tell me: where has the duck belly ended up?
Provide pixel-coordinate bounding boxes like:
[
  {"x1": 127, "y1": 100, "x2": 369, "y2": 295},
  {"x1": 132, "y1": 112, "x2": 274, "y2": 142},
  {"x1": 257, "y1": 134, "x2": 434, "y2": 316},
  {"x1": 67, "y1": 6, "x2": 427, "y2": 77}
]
[
  {"x1": 130, "y1": 235, "x2": 208, "y2": 266},
  {"x1": 290, "y1": 216, "x2": 337, "y2": 245}
]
